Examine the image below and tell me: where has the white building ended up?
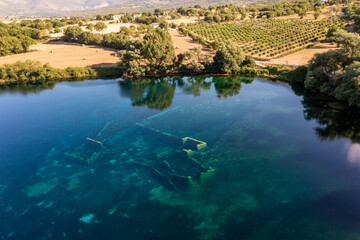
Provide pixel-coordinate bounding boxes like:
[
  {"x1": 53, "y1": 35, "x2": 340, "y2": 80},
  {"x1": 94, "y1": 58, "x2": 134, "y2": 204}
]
[
  {"x1": 151, "y1": 23, "x2": 160, "y2": 28},
  {"x1": 110, "y1": 14, "x2": 124, "y2": 21}
]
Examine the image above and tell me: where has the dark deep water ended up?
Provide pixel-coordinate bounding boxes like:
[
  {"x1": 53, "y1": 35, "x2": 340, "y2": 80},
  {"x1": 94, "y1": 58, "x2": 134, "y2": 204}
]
[{"x1": 1, "y1": 76, "x2": 360, "y2": 240}]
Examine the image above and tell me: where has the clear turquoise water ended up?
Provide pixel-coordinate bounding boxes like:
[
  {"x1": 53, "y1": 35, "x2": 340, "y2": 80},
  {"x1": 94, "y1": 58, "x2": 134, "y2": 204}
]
[{"x1": 1, "y1": 76, "x2": 360, "y2": 239}]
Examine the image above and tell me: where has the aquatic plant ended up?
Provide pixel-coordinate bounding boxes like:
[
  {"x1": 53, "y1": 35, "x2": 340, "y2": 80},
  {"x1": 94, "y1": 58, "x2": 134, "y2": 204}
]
[
  {"x1": 24, "y1": 181, "x2": 57, "y2": 197},
  {"x1": 79, "y1": 213, "x2": 95, "y2": 223}
]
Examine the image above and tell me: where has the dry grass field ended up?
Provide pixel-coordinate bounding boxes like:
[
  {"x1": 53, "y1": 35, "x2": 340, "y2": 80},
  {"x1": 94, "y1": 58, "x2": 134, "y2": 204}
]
[
  {"x1": 271, "y1": 43, "x2": 339, "y2": 65},
  {"x1": 0, "y1": 41, "x2": 119, "y2": 68},
  {"x1": 169, "y1": 29, "x2": 215, "y2": 55}
]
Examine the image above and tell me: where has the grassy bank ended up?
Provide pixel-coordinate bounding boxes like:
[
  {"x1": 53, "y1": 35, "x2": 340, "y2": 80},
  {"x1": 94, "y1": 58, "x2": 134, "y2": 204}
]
[
  {"x1": 0, "y1": 60, "x2": 121, "y2": 85},
  {"x1": 0, "y1": 60, "x2": 304, "y2": 86}
]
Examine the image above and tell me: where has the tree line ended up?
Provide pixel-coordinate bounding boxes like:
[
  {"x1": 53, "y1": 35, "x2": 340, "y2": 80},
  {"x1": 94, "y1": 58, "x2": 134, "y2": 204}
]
[
  {"x1": 0, "y1": 60, "x2": 118, "y2": 83},
  {"x1": 0, "y1": 22, "x2": 47, "y2": 56}
]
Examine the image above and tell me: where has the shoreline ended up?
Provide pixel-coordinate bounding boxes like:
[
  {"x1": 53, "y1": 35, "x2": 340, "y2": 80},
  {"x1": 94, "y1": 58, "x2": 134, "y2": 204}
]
[
  {"x1": 0, "y1": 66, "x2": 276, "y2": 85},
  {"x1": 1, "y1": 69, "x2": 353, "y2": 112}
]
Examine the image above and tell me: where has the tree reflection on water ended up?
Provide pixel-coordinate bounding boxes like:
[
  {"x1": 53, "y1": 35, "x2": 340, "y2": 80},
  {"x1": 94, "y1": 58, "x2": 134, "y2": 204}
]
[
  {"x1": 289, "y1": 82, "x2": 360, "y2": 143},
  {"x1": 3, "y1": 76, "x2": 360, "y2": 144}
]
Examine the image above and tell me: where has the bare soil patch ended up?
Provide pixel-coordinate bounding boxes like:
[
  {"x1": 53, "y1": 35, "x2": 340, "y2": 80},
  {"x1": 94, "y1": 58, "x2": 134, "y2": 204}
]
[
  {"x1": 169, "y1": 29, "x2": 215, "y2": 56},
  {"x1": 271, "y1": 43, "x2": 339, "y2": 65},
  {"x1": 80, "y1": 21, "x2": 135, "y2": 34},
  {"x1": 0, "y1": 41, "x2": 119, "y2": 69},
  {"x1": 167, "y1": 17, "x2": 203, "y2": 25}
]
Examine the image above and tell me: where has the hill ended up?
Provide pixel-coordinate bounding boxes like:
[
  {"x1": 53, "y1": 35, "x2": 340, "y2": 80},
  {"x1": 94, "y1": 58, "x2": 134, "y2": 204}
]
[{"x1": 0, "y1": 0, "x2": 282, "y2": 17}]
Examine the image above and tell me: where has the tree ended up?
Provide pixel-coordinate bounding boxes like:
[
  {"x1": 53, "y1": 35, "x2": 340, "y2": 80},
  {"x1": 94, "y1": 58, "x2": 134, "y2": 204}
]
[
  {"x1": 179, "y1": 47, "x2": 212, "y2": 73},
  {"x1": 326, "y1": 26, "x2": 341, "y2": 38},
  {"x1": 335, "y1": 62, "x2": 360, "y2": 107},
  {"x1": 141, "y1": 28, "x2": 176, "y2": 72},
  {"x1": 304, "y1": 30, "x2": 360, "y2": 107},
  {"x1": 314, "y1": 10, "x2": 321, "y2": 20},
  {"x1": 64, "y1": 26, "x2": 83, "y2": 41},
  {"x1": 331, "y1": 30, "x2": 360, "y2": 60},
  {"x1": 94, "y1": 22, "x2": 107, "y2": 32},
  {"x1": 54, "y1": 27, "x2": 61, "y2": 33},
  {"x1": 333, "y1": 5, "x2": 340, "y2": 14},
  {"x1": 78, "y1": 32, "x2": 94, "y2": 45},
  {"x1": 154, "y1": 8, "x2": 162, "y2": 15},
  {"x1": 305, "y1": 50, "x2": 345, "y2": 93},
  {"x1": 298, "y1": 9, "x2": 307, "y2": 19},
  {"x1": 119, "y1": 26, "x2": 134, "y2": 36},
  {"x1": 213, "y1": 40, "x2": 245, "y2": 74},
  {"x1": 86, "y1": 23, "x2": 94, "y2": 32},
  {"x1": 118, "y1": 49, "x2": 146, "y2": 78},
  {"x1": 250, "y1": 12, "x2": 257, "y2": 19},
  {"x1": 210, "y1": 41, "x2": 220, "y2": 50},
  {"x1": 159, "y1": 21, "x2": 169, "y2": 30},
  {"x1": 118, "y1": 28, "x2": 176, "y2": 77}
]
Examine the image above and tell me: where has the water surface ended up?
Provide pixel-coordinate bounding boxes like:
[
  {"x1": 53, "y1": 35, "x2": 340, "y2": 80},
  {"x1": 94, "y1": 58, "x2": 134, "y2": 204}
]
[{"x1": 1, "y1": 76, "x2": 360, "y2": 240}]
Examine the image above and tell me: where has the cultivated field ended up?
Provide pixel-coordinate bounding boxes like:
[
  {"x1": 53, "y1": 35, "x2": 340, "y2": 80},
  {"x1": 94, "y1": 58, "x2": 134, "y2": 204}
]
[
  {"x1": 0, "y1": 42, "x2": 119, "y2": 68},
  {"x1": 184, "y1": 18, "x2": 345, "y2": 60}
]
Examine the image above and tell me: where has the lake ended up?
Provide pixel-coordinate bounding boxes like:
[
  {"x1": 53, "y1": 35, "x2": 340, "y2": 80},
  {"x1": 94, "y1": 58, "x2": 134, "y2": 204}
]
[{"x1": 1, "y1": 76, "x2": 360, "y2": 240}]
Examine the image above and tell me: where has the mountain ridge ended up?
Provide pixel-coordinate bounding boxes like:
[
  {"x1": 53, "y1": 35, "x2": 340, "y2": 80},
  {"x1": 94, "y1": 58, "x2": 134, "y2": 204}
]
[{"x1": 0, "y1": 0, "x2": 275, "y2": 17}]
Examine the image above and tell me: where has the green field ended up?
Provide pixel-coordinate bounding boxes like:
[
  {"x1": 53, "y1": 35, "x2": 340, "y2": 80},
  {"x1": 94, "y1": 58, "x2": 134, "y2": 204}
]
[{"x1": 185, "y1": 18, "x2": 346, "y2": 60}]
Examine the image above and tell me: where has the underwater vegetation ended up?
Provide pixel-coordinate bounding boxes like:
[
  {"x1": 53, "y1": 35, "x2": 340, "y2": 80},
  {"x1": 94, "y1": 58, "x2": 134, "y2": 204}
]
[{"x1": 2, "y1": 77, "x2": 360, "y2": 239}]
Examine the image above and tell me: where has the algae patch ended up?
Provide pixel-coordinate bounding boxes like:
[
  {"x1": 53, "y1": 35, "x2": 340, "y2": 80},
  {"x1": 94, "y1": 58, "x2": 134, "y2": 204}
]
[
  {"x1": 79, "y1": 213, "x2": 94, "y2": 223},
  {"x1": 24, "y1": 181, "x2": 57, "y2": 197}
]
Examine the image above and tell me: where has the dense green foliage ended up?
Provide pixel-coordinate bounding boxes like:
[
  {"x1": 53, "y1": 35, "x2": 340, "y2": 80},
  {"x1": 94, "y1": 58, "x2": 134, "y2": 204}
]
[
  {"x1": 178, "y1": 47, "x2": 212, "y2": 73},
  {"x1": 94, "y1": 22, "x2": 108, "y2": 32},
  {"x1": 213, "y1": 41, "x2": 245, "y2": 74},
  {"x1": 118, "y1": 28, "x2": 176, "y2": 77},
  {"x1": 20, "y1": 19, "x2": 67, "y2": 30},
  {"x1": 64, "y1": 26, "x2": 84, "y2": 41},
  {"x1": 342, "y1": 2, "x2": 360, "y2": 33},
  {"x1": 0, "y1": 22, "x2": 47, "y2": 56},
  {"x1": 141, "y1": 28, "x2": 176, "y2": 70},
  {"x1": 304, "y1": 30, "x2": 360, "y2": 107},
  {"x1": 64, "y1": 26, "x2": 141, "y2": 50},
  {"x1": 0, "y1": 61, "x2": 119, "y2": 83},
  {"x1": 184, "y1": 18, "x2": 345, "y2": 59}
]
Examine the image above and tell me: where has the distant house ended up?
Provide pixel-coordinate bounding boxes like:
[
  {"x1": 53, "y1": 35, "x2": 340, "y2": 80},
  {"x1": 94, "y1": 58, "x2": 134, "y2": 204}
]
[
  {"x1": 133, "y1": 13, "x2": 142, "y2": 18},
  {"x1": 151, "y1": 23, "x2": 160, "y2": 28},
  {"x1": 110, "y1": 14, "x2": 124, "y2": 21}
]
